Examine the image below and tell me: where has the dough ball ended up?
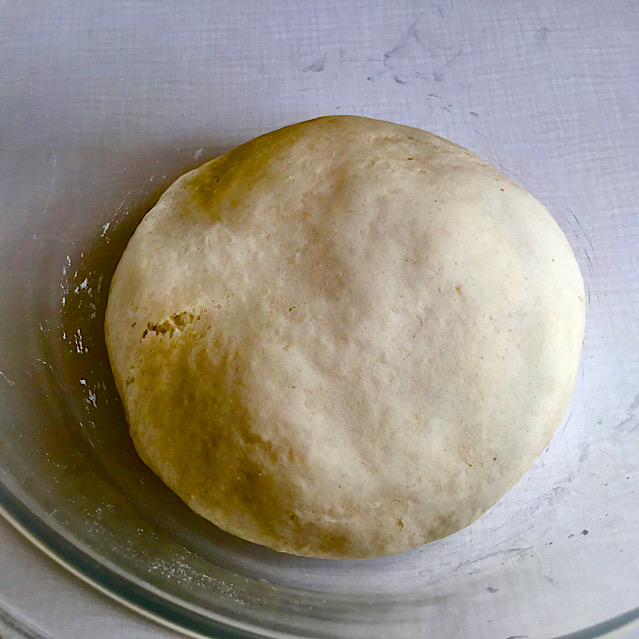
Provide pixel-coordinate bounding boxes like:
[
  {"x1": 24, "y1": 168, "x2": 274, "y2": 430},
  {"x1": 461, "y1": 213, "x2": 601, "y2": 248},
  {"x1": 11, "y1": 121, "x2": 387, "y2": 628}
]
[{"x1": 105, "y1": 116, "x2": 584, "y2": 559}]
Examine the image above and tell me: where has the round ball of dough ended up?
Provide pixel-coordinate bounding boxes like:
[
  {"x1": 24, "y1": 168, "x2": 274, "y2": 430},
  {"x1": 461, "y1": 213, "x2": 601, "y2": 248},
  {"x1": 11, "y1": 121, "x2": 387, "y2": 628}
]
[{"x1": 105, "y1": 116, "x2": 584, "y2": 559}]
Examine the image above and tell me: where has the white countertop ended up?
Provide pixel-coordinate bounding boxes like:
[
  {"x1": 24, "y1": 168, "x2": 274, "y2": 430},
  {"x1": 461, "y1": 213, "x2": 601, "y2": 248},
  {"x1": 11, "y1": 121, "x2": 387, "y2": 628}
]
[{"x1": 1, "y1": 1, "x2": 638, "y2": 637}]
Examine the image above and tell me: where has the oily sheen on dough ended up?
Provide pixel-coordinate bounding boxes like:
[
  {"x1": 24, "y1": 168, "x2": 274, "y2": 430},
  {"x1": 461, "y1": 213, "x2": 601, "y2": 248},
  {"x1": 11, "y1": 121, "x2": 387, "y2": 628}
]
[{"x1": 105, "y1": 116, "x2": 585, "y2": 560}]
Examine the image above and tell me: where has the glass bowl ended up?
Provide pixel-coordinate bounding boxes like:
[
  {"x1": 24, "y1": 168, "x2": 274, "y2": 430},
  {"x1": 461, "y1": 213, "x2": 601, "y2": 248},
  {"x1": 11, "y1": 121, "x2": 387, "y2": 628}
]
[{"x1": 1, "y1": 136, "x2": 638, "y2": 639}]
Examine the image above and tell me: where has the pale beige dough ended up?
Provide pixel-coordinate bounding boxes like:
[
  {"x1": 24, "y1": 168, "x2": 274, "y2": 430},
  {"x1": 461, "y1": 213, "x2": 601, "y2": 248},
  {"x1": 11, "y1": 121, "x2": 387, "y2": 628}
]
[{"x1": 105, "y1": 116, "x2": 585, "y2": 559}]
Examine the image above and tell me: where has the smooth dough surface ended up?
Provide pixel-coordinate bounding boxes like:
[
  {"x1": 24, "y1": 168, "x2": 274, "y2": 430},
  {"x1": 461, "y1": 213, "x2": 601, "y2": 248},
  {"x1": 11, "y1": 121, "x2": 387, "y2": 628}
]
[{"x1": 105, "y1": 116, "x2": 585, "y2": 559}]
